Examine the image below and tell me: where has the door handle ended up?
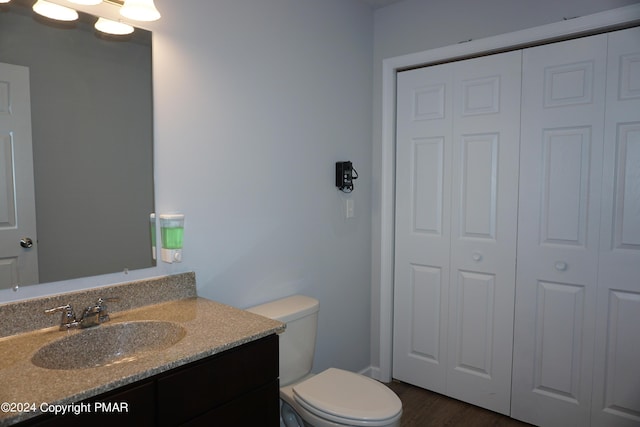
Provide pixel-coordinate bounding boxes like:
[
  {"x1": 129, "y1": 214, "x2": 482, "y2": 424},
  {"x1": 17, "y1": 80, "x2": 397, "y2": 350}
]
[
  {"x1": 20, "y1": 237, "x2": 33, "y2": 249},
  {"x1": 472, "y1": 252, "x2": 483, "y2": 262},
  {"x1": 554, "y1": 261, "x2": 568, "y2": 271}
]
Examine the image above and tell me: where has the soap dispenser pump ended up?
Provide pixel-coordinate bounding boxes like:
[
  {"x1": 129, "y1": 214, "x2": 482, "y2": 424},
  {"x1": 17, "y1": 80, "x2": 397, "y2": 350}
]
[{"x1": 159, "y1": 214, "x2": 184, "y2": 263}]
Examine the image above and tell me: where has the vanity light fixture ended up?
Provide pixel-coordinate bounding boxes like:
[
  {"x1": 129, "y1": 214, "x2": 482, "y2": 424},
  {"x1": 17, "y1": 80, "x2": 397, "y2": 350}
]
[
  {"x1": 32, "y1": 0, "x2": 79, "y2": 21},
  {"x1": 30, "y1": 0, "x2": 161, "y2": 24},
  {"x1": 30, "y1": 0, "x2": 160, "y2": 33},
  {"x1": 94, "y1": 17, "x2": 134, "y2": 35},
  {"x1": 0, "y1": 0, "x2": 11, "y2": 4},
  {"x1": 119, "y1": 0, "x2": 160, "y2": 21}
]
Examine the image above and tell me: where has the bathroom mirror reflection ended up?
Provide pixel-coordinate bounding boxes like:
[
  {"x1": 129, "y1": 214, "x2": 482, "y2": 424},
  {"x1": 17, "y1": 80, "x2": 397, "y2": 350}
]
[{"x1": 0, "y1": 0, "x2": 155, "y2": 288}]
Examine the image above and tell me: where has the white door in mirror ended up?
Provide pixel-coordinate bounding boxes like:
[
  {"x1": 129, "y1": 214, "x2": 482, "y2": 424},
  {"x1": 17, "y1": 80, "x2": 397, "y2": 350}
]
[{"x1": 0, "y1": 62, "x2": 39, "y2": 289}]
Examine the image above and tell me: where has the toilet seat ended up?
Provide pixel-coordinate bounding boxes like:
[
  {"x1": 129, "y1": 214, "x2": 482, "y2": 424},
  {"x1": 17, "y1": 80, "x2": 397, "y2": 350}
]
[{"x1": 292, "y1": 368, "x2": 402, "y2": 427}]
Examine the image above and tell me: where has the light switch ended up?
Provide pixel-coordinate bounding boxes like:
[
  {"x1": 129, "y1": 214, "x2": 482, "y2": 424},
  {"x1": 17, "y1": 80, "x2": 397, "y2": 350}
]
[{"x1": 345, "y1": 198, "x2": 355, "y2": 219}]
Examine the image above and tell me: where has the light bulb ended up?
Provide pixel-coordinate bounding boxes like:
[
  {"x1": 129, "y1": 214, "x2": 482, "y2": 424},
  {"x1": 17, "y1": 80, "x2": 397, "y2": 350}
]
[
  {"x1": 95, "y1": 17, "x2": 134, "y2": 35},
  {"x1": 120, "y1": 0, "x2": 160, "y2": 22},
  {"x1": 32, "y1": 0, "x2": 78, "y2": 21},
  {"x1": 67, "y1": 0, "x2": 102, "y2": 5}
]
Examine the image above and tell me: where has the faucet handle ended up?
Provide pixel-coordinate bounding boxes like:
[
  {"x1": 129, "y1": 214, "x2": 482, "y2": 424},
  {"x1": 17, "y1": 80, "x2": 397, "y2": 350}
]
[
  {"x1": 44, "y1": 304, "x2": 77, "y2": 330},
  {"x1": 44, "y1": 304, "x2": 74, "y2": 315},
  {"x1": 95, "y1": 297, "x2": 119, "y2": 322}
]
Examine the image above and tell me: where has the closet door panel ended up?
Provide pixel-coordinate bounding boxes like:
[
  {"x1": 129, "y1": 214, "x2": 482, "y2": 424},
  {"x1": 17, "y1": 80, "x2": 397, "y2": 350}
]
[
  {"x1": 532, "y1": 281, "x2": 586, "y2": 402},
  {"x1": 592, "y1": 26, "x2": 640, "y2": 427},
  {"x1": 447, "y1": 51, "x2": 521, "y2": 416},
  {"x1": 393, "y1": 62, "x2": 454, "y2": 395},
  {"x1": 540, "y1": 127, "x2": 592, "y2": 246},
  {"x1": 394, "y1": 51, "x2": 521, "y2": 415},
  {"x1": 512, "y1": 34, "x2": 607, "y2": 427}
]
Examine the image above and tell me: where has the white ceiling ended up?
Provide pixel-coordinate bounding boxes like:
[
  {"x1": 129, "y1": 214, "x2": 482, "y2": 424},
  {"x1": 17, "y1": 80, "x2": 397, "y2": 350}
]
[{"x1": 359, "y1": 0, "x2": 406, "y2": 9}]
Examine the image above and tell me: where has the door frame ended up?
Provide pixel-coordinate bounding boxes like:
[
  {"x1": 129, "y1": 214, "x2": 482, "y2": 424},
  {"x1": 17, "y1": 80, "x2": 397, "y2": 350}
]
[{"x1": 375, "y1": 3, "x2": 640, "y2": 383}]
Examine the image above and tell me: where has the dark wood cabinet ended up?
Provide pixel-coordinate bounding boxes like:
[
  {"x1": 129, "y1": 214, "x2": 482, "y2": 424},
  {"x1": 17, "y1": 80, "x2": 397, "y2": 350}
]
[{"x1": 19, "y1": 334, "x2": 279, "y2": 427}]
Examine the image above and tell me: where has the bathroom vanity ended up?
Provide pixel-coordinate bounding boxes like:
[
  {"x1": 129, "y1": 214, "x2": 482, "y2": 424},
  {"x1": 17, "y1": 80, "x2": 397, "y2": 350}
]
[
  {"x1": 20, "y1": 335, "x2": 279, "y2": 426},
  {"x1": 0, "y1": 273, "x2": 284, "y2": 426}
]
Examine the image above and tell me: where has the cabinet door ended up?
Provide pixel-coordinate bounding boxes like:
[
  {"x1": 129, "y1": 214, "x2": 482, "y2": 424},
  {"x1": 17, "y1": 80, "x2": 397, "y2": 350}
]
[
  {"x1": 23, "y1": 381, "x2": 155, "y2": 427},
  {"x1": 182, "y1": 381, "x2": 279, "y2": 427},
  {"x1": 157, "y1": 334, "x2": 278, "y2": 426},
  {"x1": 512, "y1": 34, "x2": 608, "y2": 427},
  {"x1": 591, "y1": 26, "x2": 640, "y2": 427}
]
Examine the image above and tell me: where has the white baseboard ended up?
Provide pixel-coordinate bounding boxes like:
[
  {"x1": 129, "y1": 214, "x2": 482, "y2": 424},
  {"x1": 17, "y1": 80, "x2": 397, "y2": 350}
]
[{"x1": 358, "y1": 366, "x2": 385, "y2": 382}]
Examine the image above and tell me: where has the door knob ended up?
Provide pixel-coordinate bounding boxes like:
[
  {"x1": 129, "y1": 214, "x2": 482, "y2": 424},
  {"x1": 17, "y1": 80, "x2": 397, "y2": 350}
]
[
  {"x1": 472, "y1": 252, "x2": 483, "y2": 262},
  {"x1": 554, "y1": 261, "x2": 568, "y2": 271},
  {"x1": 20, "y1": 237, "x2": 33, "y2": 248}
]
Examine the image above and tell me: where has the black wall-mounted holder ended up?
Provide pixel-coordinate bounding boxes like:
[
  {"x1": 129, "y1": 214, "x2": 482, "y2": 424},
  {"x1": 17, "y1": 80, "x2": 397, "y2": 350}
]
[{"x1": 336, "y1": 161, "x2": 358, "y2": 193}]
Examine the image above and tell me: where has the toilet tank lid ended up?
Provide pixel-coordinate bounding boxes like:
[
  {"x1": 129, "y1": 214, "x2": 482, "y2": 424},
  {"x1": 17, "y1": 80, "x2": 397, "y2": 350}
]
[{"x1": 246, "y1": 295, "x2": 319, "y2": 323}]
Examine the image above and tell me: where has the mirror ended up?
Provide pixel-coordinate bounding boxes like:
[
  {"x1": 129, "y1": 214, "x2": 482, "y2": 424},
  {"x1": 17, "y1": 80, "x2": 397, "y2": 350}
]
[{"x1": 0, "y1": 0, "x2": 155, "y2": 287}]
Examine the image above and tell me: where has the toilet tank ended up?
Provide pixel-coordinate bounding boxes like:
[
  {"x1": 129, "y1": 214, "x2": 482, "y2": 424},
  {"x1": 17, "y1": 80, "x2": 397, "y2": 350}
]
[{"x1": 247, "y1": 295, "x2": 319, "y2": 386}]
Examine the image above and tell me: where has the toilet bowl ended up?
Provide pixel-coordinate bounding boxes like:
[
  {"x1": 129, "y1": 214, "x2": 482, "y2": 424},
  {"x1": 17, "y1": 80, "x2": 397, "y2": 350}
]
[
  {"x1": 282, "y1": 368, "x2": 402, "y2": 427},
  {"x1": 247, "y1": 295, "x2": 402, "y2": 427}
]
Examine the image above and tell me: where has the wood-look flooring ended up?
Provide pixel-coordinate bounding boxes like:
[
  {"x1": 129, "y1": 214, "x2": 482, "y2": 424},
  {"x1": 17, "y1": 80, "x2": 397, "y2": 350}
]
[{"x1": 386, "y1": 381, "x2": 534, "y2": 427}]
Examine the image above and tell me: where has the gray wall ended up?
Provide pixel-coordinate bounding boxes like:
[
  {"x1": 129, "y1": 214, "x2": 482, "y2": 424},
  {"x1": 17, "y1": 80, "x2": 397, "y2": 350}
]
[
  {"x1": 370, "y1": 0, "x2": 640, "y2": 373},
  {"x1": 152, "y1": 0, "x2": 374, "y2": 374}
]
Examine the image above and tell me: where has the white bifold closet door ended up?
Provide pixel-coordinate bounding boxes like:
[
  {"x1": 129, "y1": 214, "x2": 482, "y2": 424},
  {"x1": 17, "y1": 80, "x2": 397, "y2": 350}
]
[
  {"x1": 512, "y1": 27, "x2": 640, "y2": 427},
  {"x1": 393, "y1": 50, "x2": 521, "y2": 416},
  {"x1": 591, "y1": 26, "x2": 640, "y2": 427},
  {"x1": 511, "y1": 33, "x2": 607, "y2": 427}
]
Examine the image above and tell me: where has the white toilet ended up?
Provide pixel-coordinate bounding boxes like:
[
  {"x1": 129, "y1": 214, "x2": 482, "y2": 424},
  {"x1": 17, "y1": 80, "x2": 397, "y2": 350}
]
[{"x1": 248, "y1": 295, "x2": 402, "y2": 427}]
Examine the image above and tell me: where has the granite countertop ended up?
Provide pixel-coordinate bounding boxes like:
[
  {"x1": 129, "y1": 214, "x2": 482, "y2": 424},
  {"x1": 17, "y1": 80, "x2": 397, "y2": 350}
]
[{"x1": 0, "y1": 276, "x2": 284, "y2": 426}]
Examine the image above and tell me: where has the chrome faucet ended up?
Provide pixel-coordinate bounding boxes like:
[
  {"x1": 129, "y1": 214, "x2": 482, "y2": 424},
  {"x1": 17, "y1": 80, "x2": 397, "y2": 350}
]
[
  {"x1": 78, "y1": 297, "x2": 119, "y2": 328},
  {"x1": 44, "y1": 304, "x2": 77, "y2": 331},
  {"x1": 45, "y1": 297, "x2": 119, "y2": 330}
]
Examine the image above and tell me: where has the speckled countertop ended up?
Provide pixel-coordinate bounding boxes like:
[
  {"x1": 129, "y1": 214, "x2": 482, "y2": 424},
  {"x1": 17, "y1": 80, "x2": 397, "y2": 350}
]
[{"x1": 0, "y1": 273, "x2": 284, "y2": 425}]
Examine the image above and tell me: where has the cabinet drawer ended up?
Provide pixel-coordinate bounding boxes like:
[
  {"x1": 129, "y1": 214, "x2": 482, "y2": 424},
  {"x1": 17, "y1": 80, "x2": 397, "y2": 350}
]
[{"x1": 157, "y1": 334, "x2": 278, "y2": 426}]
